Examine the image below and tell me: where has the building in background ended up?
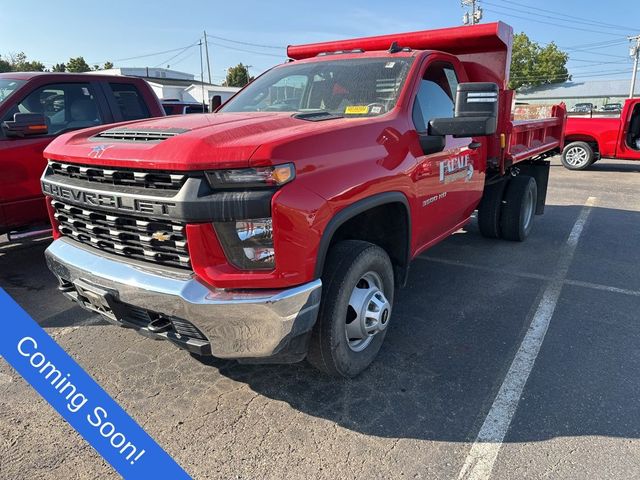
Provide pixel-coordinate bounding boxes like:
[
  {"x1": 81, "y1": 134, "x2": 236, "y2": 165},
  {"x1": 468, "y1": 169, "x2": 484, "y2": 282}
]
[
  {"x1": 88, "y1": 67, "x2": 239, "y2": 105},
  {"x1": 516, "y1": 79, "x2": 640, "y2": 111}
]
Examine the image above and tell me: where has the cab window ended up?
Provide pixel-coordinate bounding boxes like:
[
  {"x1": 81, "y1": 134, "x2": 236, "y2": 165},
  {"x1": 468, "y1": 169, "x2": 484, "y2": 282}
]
[
  {"x1": 2, "y1": 83, "x2": 102, "y2": 135},
  {"x1": 109, "y1": 83, "x2": 150, "y2": 121},
  {"x1": 412, "y1": 62, "x2": 459, "y2": 132}
]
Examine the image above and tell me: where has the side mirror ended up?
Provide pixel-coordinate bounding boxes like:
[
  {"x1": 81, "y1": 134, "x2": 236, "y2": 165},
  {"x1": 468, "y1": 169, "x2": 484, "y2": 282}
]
[
  {"x1": 2, "y1": 113, "x2": 48, "y2": 138},
  {"x1": 429, "y1": 82, "x2": 498, "y2": 138},
  {"x1": 210, "y1": 95, "x2": 222, "y2": 112}
]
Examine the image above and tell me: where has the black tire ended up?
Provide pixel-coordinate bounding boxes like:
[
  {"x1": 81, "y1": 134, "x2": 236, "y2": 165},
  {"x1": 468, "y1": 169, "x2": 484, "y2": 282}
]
[
  {"x1": 500, "y1": 175, "x2": 538, "y2": 242},
  {"x1": 307, "y1": 240, "x2": 394, "y2": 378},
  {"x1": 477, "y1": 177, "x2": 508, "y2": 238},
  {"x1": 561, "y1": 141, "x2": 595, "y2": 170}
]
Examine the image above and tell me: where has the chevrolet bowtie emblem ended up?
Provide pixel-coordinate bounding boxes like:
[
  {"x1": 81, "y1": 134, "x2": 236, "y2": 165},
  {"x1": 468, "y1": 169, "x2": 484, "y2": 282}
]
[
  {"x1": 151, "y1": 231, "x2": 171, "y2": 242},
  {"x1": 88, "y1": 144, "x2": 113, "y2": 158}
]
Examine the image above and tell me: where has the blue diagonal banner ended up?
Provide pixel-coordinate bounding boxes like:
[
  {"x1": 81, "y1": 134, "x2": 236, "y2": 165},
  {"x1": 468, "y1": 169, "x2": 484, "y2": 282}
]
[{"x1": 0, "y1": 288, "x2": 191, "y2": 479}]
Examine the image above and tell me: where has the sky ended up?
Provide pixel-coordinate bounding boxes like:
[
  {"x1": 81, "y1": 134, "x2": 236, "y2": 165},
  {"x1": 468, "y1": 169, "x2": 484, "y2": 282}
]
[{"x1": 1, "y1": 0, "x2": 637, "y2": 84}]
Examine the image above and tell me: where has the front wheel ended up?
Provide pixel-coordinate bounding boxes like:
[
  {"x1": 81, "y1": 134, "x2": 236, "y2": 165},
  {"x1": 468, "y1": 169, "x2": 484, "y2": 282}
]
[
  {"x1": 561, "y1": 141, "x2": 595, "y2": 170},
  {"x1": 307, "y1": 240, "x2": 394, "y2": 377}
]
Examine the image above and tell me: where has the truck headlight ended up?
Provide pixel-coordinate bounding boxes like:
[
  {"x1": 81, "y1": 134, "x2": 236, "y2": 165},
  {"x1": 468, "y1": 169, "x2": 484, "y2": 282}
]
[
  {"x1": 214, "y1": 218, "x2": 275, "y2": 270},
  {"x1": 206, "y1": 164, "x2": 295, "y2": 189}
]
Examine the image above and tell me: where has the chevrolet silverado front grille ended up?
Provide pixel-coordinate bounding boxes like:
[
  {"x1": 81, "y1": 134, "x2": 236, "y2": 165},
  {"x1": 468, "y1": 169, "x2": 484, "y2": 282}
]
[
  {"x1": 52, "y1": 200, "x2": 190, "y2": 269},
  {"x1": 48, "y1": 161, "x2": 188, "y2": 190}
]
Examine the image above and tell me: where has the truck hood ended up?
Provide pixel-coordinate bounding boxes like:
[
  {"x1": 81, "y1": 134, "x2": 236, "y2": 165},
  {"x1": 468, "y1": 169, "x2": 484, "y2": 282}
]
[{"x1": 44, "y1": 112, "x2": 354, "y2": 170}]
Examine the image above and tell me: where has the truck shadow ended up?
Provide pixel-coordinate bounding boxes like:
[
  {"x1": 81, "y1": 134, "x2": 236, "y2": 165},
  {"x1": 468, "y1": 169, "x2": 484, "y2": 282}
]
[
  {"x1": 551, "y1": 160, "x2": 640, "y2": 173},
  {"x1": 588, "y1": 160, "x2": 640, "y2": 172},
  {"x1": 0, "y1": 236, "x2": 97, "y2": 328},
  {"x1": 195, "y1": 204, "x2": 640, "y2": 443}
]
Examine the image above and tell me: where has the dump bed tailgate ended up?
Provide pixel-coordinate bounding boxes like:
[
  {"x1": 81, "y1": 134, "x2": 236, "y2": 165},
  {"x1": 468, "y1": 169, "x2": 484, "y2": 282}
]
[{"x1": 505, "y1": 104, "x2": 566, "y2": 167}]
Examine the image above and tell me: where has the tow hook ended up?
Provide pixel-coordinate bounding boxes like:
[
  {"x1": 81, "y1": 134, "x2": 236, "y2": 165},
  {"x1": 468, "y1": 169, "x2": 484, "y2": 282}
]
[{"x1": 147, "y1": 317, "x2": 173, "y2": 333}]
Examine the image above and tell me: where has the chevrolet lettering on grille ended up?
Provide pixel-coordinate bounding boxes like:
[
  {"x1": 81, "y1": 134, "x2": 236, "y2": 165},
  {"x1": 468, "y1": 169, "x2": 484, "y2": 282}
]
[{"x1": 41, "y1": 182, "x2": 175, "y2": 216}]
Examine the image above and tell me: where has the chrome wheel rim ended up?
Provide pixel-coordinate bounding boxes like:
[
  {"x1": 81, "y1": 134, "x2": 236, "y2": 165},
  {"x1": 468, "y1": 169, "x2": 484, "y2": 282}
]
[
  {"x1": 345, "y1": 271, "x2": 391, "y2": 352},
  {"x1": 565, "y1": 146, "x2": 589, "y2": 167},
  {"x1": 523, "y1": 186, "x2": 534, "y2": 230}
]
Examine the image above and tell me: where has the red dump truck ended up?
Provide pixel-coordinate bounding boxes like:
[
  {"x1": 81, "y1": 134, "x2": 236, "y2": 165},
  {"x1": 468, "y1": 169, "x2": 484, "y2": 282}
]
[
  {"x1": 562, "y1": 98, "x2": 640, "y2": 169},
  {"x1": 42, "y1": 22, "x2": 566, "y2": 377}
]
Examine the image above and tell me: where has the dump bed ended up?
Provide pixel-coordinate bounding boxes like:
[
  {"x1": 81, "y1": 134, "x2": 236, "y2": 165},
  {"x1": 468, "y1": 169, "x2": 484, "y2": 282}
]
[{"x1": 505, "y1": 104, "x2": 566, "y2": 171}]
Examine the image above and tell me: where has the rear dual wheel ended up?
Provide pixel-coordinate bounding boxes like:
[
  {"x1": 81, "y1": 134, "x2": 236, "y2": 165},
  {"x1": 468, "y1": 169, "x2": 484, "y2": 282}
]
[
  {"x1": 307, "y1": 240, "x2": 394, "y2": 378},
  {"x1": 478, "y1": 175, "x2": 538, "y2": 242},
  {"x1": 500, "y1": 175, "x2": 538, "y2": 241}
]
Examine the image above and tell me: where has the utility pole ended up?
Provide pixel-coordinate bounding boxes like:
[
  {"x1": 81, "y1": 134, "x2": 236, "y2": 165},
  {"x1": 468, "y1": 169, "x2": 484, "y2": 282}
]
[
  {"x1": 462, "y1": 0, "x2": 482, "y2": 25},
  {"x1": 629, "y1": 35, "x2": 640, "y2": 98},
  {"x1": 199, "y1": 39, "x2": 206, "y2": 110},
  {"x1": 203, "y1": 30, "x2": 212, "y2": 84}
]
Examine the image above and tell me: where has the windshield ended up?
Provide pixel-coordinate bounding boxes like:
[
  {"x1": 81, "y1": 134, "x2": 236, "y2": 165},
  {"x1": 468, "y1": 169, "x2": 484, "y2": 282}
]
[
  {"x1": 0, "y1": 79, "x2": 25, "y2": 105},
  {"x1": 221, "y1": 57, "x2": 413, "y2": 117}
]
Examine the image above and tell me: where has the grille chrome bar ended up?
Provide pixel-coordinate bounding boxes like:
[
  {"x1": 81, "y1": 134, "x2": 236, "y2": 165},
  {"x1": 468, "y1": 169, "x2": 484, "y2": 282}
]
[
  {"x1": 52, "y1": 200, "x2": 190, "y2": 269},
  {"x1": 48, "y1": 161, "x2": 188, "y2": 190}
]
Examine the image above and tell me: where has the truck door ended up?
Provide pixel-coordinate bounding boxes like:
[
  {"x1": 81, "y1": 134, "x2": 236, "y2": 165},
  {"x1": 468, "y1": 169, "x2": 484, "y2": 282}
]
[
  {"x1": 0, "y1": 81, "x2": 109, "y2": 231},
  {"x1": 617, "y1": 100, "x2": 640, "y2": 160},
  {"x1": 411, "y1": 60, "x2": 483, "y2": 248}
]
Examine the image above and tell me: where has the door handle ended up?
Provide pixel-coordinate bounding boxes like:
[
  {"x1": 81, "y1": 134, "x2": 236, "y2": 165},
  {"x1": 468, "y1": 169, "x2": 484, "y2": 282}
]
[{"x1": 468, "y1": 141, "x2": 482, "y2": 150}]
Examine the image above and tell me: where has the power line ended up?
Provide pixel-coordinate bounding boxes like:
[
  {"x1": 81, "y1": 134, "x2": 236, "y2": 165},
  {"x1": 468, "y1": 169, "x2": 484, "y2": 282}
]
[
  {"x1": 562, "y1": 40, "x2": 629, "y2": 51},
  {"x1": 568, "y1": 58, "x2": 628, "y2": 64},
  {"x1": 205, "y1": 33, "x2": 283, "y2": 50},
  {"x1": 564, "y1": 47, "x2": 629, "y2": 60},
  {"x1": 569, "y1": 60, "x2": 629, "y2": 70},
  {"x1": 167, "y1": 50, "x2": 197, "y2": 68},
  {"x1": 483, "y1": 8, "x2": 625, "y2": 37},
  {"x1": 513, "y1": 69, "x2": 632, "y2": 80},
  {"x1": 488, "y1": 0, "x2": 636, "y2": 32},
  {"x1": 90, "y1": 43, "x2": 201, "y2": 65},
  {"x1": 205, "y1": 39, "x2": 284, "y2": 58},
  {"x1": 511, "y1": 69, "x2": 633, "y2": 82},
  {"x1": 152, "y1": 41, "x2": 199, "y2": 68},
  {"x1": 484, "y1": 1, "x2": 628, "y2": 33}
]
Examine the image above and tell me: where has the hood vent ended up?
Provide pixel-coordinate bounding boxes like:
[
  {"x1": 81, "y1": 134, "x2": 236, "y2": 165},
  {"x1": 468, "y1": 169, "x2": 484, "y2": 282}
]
[
  {"x1": 293, "y1": 111, "x2": 343, "y2": 122},
  {"x1": 94, "y1": 127, "x2": 189, "y2": 142}
]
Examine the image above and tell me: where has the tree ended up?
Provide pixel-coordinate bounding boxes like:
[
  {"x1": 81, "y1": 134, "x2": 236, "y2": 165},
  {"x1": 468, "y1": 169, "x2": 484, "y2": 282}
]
[
  {"x1": 509, "y1": 33, "x2": 570, "y2": 90},
  {"x1": 66, "y1": 56, "x2": 91, "y2": 73},
  {"x1": 7, "y1": 52, "x2": 44, "y2": 72},
  {"x1": 0, "y1": 56, "x2": 11, "y2": 73},
  {"x1": 224, "y1": 63, "x2": 251, "y2": 87},
  {"x1": 103, "y1": 61, "x2": 114, "y2": 70},
  {"x1": 52, "y1": 63, "x2": 66, "y2": 72}
]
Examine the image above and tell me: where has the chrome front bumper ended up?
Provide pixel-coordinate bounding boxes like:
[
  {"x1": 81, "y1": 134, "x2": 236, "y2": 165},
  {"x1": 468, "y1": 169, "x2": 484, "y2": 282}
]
[{"x1": 45, "y1": 238, "x2": 322, "y2": 360}]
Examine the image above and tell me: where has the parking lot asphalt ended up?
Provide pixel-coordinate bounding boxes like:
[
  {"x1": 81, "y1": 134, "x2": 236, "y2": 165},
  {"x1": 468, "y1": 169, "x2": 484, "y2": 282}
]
[{"x1": 1, "y1": 156, "x2": 639, "y2": 480}]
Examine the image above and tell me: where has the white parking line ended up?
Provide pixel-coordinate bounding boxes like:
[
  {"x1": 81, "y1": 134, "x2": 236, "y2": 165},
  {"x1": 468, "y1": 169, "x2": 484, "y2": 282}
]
[
  {"x1": 457, "y1": 197, "x2": 596, "y2": 480},
  {"x1": 419, "y1": 249, "x2": 640, "y2": 298}
]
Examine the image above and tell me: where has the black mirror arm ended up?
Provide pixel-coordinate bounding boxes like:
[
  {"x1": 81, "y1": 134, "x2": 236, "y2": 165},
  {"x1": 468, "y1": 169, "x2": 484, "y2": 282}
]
[{"x1": 418, "y1": 132, "x2": 445, "y2": 155}]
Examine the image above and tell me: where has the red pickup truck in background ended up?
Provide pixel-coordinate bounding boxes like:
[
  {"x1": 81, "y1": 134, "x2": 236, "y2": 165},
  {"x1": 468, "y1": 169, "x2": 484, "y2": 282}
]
[
  {"x1": 42, "y1": 22, "x2": 566, "y2": 377},
  {"x1": 561, "y1": 98, "x2": 640, "y2": 170},
  {"x1": 0, "y1": 72, "x2": 164, "y2": 238}
]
